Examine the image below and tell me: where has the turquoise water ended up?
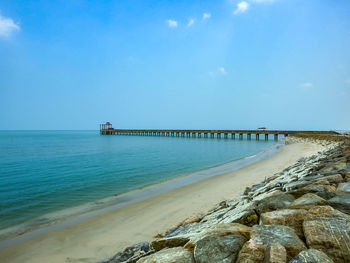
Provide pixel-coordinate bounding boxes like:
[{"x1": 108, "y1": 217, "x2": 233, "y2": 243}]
[{"x1": 0, "y1": 130, "x2": 277, "y2": 235}]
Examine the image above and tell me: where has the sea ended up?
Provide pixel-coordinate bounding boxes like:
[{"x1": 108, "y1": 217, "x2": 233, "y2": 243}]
[{"x1": 0, "y1": 130, "x2": 281, "y2": 245}]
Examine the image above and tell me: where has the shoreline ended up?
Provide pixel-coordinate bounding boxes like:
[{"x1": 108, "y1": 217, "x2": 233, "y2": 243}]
[
  {"x1": 0, "y1": 141, "x2": 325, "y2": 263},
  {"x1": 0, "y1": 142, "x2": 282, "y2": 245}
]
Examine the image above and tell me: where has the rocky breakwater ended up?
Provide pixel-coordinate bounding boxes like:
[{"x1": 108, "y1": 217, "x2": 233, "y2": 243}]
[{"x1": 102, "y1": 134, "x2": 350, "y2": 263}]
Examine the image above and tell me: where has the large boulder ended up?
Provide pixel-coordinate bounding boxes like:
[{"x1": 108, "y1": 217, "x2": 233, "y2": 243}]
[
  {"x1": 200, "y1": 202, "x2": 258, "y2": 227},
  {"x1": 303, "y1": 218, "x2": 350, "y2": 263},
  {"x1": 290, "y1": 249, "x2": 334, "y2": 263},
  {"x1": 260, "y1": 209, "x2": 307, "y2": 239},
  {"x1": 263, "y1": 243, "x2": 287, "y2": 263},
  {"x1": 256, "y1": 193, "x2": 295, "y2": 214},
  {"x1": 184, "y1": 223, "x2": 251, "y2": 249},
  {"x1": 150, "y1": 236, "x2": 189, "y2": 251},
  {"x1": 136, "y1": 247, "x2": 194, "y2": 263},
  {"x1": 327, "y1": 194, "x2": 350, "y2": 214},
  {"x1": 289, "y1": 193, "x2": 326, "y2": 209},
  {"x1": 194, "y1": 234, "x2": 246, "y2": 263},
  {"x1": 236, "y1": 225, "x2": 306, "y2": 262}
]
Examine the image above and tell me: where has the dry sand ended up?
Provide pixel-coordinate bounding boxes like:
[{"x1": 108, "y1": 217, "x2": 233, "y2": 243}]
[{"x1": 0, "y1": 142, "x2": 324, "y2": 263}]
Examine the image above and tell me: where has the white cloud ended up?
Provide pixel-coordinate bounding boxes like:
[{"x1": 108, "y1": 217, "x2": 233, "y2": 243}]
[
  {"x1": 167, "y1": 19, "x2": 178, "y2": 28},
  {"x1": 251, "y1": 0, "x2": 277, "y2": 3},
  {"x1": 187, "y1": 18, "x2": 195, "y2": 27},
  {"x1": 234, "y1": 1, "x2": 250, "y2": 15},
  {"x1": 301, "y1": 82, "x2": 313, "y2": 88},
  {"x1": 203, "y1": 13, "x2": 211, "y2": 20},
  {"x1": 0, "y1": 13, "x2": 20, "y2": 37},
  {"x1": 218, "y1": 67, "x2": 227, "y2": 75}
]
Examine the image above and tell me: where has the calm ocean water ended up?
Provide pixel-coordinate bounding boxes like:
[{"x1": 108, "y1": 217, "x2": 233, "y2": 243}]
[{"x1": 0, "y1": 130, "x2": 278, "y2": 238}]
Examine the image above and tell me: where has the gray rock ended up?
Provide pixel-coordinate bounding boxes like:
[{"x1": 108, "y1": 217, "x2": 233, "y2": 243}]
[
  {"x1": 236, "y1": 225, "x2": 306, "y2": 262},
  {"x1": 136, "y1": 247, "x2": 194, "y2": 263},
  {"x1": 337, "y1": 183, "x2": 350, "y2": 194},
  {"x1": 289, "y1": 184, "x2": 326, "y2": 199},
  {"x1": 194, "y1": 234, "x2": 246, "y2": 263},
  {"x1": 260, "y1": 209, "x2": 307, "y2": 239},
  {"x1": 327, "y1": 194, "x2": 350, "y2": 214},
  {"x1": 104, "y1": 242, "x2": 150, "y2": 263},
  {"x1": 290, "y1": 249, "x2": 334, "y2": 263},
  {"x1": 315, "y1": 191, "x2": 337, "y2": 200},
  {"x1": 256, "y1": 193, "x2": 295, "y2": 214},
  {"x1": 289, "y1": 193, "x2": 326, "y2": 209},
  {"x1": 303, "y1": 218, "x2": 350, "y2": 263}
]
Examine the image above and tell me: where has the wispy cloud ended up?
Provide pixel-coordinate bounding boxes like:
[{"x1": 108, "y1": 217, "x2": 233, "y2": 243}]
[
  {"x1": 167, "y1": 19, "x2": 178, "y2": 28},
  {"x1": 203, "y1": 13, "x2": 211, "y2": 20},
  {"x1": 301, "y1": 82, "x2": 313, "y2": 88},
  {"x1": 218, "y1": 67, "x2": 227, "y2": 75},
  {"x1": 0, "y1": 13, "x2": 20, "y2": 37},
  {"x1": 187, "y1": 18, "x2": 195, "y2": 27},
  {"x1": 251, "y1": 0, "x2": 277, "y2": 3},
  {"x1": 346, "y1": 79, "x2": 350, "y2": 85},
  {"x1": 234, "y1": 1, "x2": 250, "y2": 15}
]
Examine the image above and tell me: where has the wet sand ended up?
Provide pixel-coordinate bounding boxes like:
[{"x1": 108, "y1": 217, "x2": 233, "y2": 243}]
[{"x1": 0, "y1": 142, "x2": 324, "y2": 263}]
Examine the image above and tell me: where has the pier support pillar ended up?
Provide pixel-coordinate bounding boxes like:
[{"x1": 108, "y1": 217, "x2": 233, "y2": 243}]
[
  {"x1": 204, "y1": 133, "x2": 208, "y2": 138},
  {"x1": 224, "y1": 133, "x2": 228, "y2": 139},
  {"x1": 210, "y1": 133, "x2": 214, "y2": 138},
  {"x1": 247, "y1": 134, "x2": 251, "y2": 140},
  {"x1": 265, "y1": 134, "x2": 268, "y2": 141},
  {"x1": 239, "y1": 133, "x2": 243, "y2": 140},
  {"x1": 231, "y1": 133, "x2": 235, "y2": 139},
  {"x1": 274, "y1": 134, "x2": 278, "y2": 141},
  {"x1": 198, "y1": 133, "x2": 201, "y2": 138},
  {"x1": 217, "y1": 133, "x2": 221, "y2": 139},
  {"x1": 256, "y1": 134, "x2": 259, "y2": 140}
]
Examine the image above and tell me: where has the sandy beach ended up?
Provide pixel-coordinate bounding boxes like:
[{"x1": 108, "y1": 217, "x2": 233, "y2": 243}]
[{"x1": 0, "y1": 142, "x2": 325, "y2": 263}]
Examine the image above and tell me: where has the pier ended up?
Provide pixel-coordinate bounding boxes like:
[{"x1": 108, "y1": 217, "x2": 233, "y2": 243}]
[{"x1": 100, "y1": 123, "x2": 337, "y2": 141}]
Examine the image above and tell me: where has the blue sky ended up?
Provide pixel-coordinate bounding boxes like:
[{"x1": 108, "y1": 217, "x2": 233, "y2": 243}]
[{"x1": 1, "y1": 0, "x2": 349, "y2": 130}]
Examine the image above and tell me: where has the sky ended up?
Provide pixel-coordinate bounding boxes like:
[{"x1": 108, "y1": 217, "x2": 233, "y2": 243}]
[{"x1": 1, "y1": 0, "x2": 350, "y2": 130}]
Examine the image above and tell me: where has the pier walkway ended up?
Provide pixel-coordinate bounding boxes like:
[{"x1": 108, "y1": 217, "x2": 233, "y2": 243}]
[{"x1": 100, "y1": 122, "x2": 337, "y2": 141}]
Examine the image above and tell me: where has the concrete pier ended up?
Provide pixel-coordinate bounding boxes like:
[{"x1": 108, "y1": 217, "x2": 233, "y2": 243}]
[{"x1": 100, "y1": 123, "x2": 337, "y2": 141}]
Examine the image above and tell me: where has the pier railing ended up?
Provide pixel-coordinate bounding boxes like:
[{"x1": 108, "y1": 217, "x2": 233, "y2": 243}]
[{"x1": 99, "y1": 127, "x2": 337, "y2": 141}]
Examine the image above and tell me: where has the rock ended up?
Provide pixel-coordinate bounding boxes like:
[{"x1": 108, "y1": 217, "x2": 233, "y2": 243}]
[
  {"x1": 288, "y1": 184, "x2": 326, "y2": 198},
  {"x1": 320, "y1": 160, "x2": 347, "y2": 173},
  {"x1": 263, "y1": 243, "x2": 287, "y2": 263},
  {"x1": 290, "y1": 249, "x2": 334, "y2": 263},
  {"x1": 337, "y1": 183, "x2": 350, "y2": 194},
  {"x1": 289, "y1": 193, "x2": 326, "y2": 209},
  {"x1": 345, "y1": 172, "x2": 350, "y2": 182},
  {"x1": 283, "y1": 181, "x2": 310, "y2": 192},
  {"x1": 236, "y1": 225, "x2": 306, "y2": 262},
  {"x1": 318, "y1": 174, "x2": 343, "y2": 184},
  {"x1": 200, "y1": 202, "x2": 258, "y2": 227},
  {"x1": 150, "y1": 236, "x2": 189, "y2": 251},
  {"x1": 194, "y1": 234, "x2": 246, "y2": 263},
  {"x1": 184, "y1": 223, "x2": 251, "y2": 249},
  {"x1": 256, "y1": 193, "x2": 295, "y2": 214},
  {"x1": 315, "y1": 191, "x2": 337, "y2": 200},
  {"x1": 305, "y1": 205, "x2": 350, "y2": 221},
  {"x1": 136, "y1": 247, "x2": 194, "y2": 263},
  {"x1": 105, "y1": 242, "x2": 150, "y2": 263},
  {"x1": 260, "y1": 209, "x2": 307, "y2": 239},
  {"x1": 327, "y1": 194, "x2": 350, "y2": 214},
  {"x1": 303, "y1": 218, "x2": 350, "y2": 263}
]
